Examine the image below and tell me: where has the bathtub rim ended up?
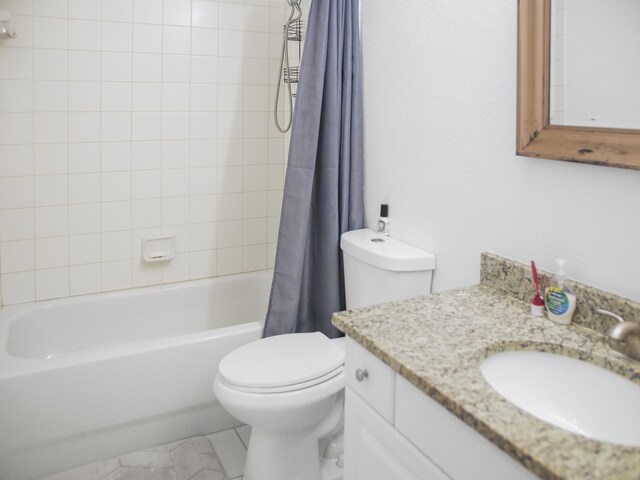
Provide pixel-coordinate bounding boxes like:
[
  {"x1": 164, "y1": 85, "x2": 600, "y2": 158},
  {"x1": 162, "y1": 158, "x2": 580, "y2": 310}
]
[{"x1": 0, "y1": 270, "x2": 272, "y2": 380}]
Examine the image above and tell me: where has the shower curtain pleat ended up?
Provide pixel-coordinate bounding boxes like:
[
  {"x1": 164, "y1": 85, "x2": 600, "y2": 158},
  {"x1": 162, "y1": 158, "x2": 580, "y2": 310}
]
[{"x1": 263, "y1": 0, "x2": 364, "y2": 338}]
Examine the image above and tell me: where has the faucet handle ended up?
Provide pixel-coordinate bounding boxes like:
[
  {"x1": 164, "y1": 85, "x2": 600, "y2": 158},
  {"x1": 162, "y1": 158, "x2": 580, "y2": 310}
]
[{"x1": 595, "y1": 309, "x2": 625, "y2": 324}]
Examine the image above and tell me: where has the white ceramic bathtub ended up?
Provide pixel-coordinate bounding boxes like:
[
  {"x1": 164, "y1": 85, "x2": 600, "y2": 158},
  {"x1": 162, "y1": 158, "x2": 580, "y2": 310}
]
[{"x1": 0, "y1": 271, "x2": 271, "y2": 480}]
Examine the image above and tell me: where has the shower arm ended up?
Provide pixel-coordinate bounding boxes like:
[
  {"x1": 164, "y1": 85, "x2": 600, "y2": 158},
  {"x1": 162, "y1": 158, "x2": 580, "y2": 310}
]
[{"x1": 274, "y1": 1, "x2": 303, "y2": 134}]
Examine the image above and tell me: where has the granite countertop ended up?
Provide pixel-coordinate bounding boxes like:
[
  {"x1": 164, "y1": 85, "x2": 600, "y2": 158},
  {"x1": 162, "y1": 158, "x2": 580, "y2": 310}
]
[{"x1": 332, "y1": 284, "x2": 640, "y2": 480}]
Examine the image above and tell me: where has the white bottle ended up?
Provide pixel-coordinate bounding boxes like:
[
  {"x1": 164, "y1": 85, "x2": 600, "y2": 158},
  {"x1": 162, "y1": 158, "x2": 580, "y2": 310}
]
[{"x1": 544, "y1": 259, "x2": 577, "y2": 325}]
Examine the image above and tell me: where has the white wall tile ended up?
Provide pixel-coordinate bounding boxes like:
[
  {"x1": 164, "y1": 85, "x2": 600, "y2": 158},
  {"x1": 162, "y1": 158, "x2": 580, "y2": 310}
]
[
  {"x1": 69, "y1": 263, "x2": 101, "y2": 295},
  {"x1": 101, "y1": 82, "x2": 132, "y2": 111},
  {"x1": 69, "y1": 51, "x2": 100, "y2": 81},
  {"x1": 190, "y1": 249, "x2": 216, "y2": 279},
  {"x1": 34, "y1": 0, "x2": 67, "y2": 18},
  {"x1": 0, "y1": 113, "x2": 34, "y2": 144},
  {"x1": 132, "y1": 112, "x2": 162, "y2": 141},
  {"x1": 101, "y1": 52, "x2": 132, "y2": 82},
  {"x1": 190, "y1": 222, "x2": 216, "y2": 251},
  {"x1": 101, "y1": 172, "x2": 132, "y2": 202},
  {"x1": 0, "y1": 208, "x2": 34, "y2": 242},
  {"x1": 162, "y1": 54, "x2": 190, "y2": 83},
  {"x1": 132, "y1": 141, "x2": 162, "y2": 170},
  {"x1": 35, "y1": 206, "x2": 68, "y2": 238},
  {"x1": 0, "y1": 79, "x2": 34, "y2": 112},
  {"x1": 218, "y1": 30, "x2": 244, "y2": 57},
  {"x1": 161, "y1": 140, "x2": 189, "y2": 168},
  {"x1": 35, "y1": 236, "x2": 68, "y2": 269},
  {"x1": 161, "y1": 252, "x2": 189, "y2": 282},
  {"x1": 190, "y1": 194, "x2": 216, "y2": 223},
  {"x1": 133, "y1": 24, "x2": 162, "y2": 53},
  {"x1": 101, "y1": 259, "x2": 132, "y2": 291},
  {"x1": 1, "y1": 271, "x2": 36, "y2": 304},
  {"x1": 0, "y1": 145, "x2": 34, "y2": 177},
  {"x1": 132, "y1": 83, "x2": 162, "y2": 111},
  {"x1": 192, "y1": 1, "x2": 219, "y2": 28},
  {"x1": 163, "y1": 0, "x2": 192, "y2": 27},
  {"x1": 190, "y1": 139, "x2": 217, "y2": 167},
  {"x1": 34, "y1": 17, "x2": 68, "y2": 50},
  {"x1": 69, "y1": 0, "x2": 101, "y2": 20},
  {"x1": 0, "y1": 1, "x2": 287, "y2": 304},
  {"x1": 102, "y1": 22, "x2": 133, "y2": 52},
  {"x1": 69, "y1": 143, "x2": 101, "y2": 173},
  {"x1": 133, "y1": 53, "x2": 162, "y2": 82},
  {"x1": 69, "y1": 20, "x2": 101, "y2": 51},
  {"x1": 0, "y1": 177, "x2": 33, "y2": 209},
  {"x1": 133, "y1": 0, "x2": 162, "y2": 24},
  {"x1": 69, "y1": 173, "x2": 101, "y2": 204},
  {"x1": 101, "y1": 201, "x2": 132, "y2": 231},
  {"x1": 243, "y1": 243, "x2": 267, "y2": 272},
  {"x1": 69, "y1": 203, "x2": 101, "y2": 234},
  {"x1": 161, "y1": 196, "x2": 189, "y2": 225},
  {"x1": 191, "y1": 56, "x2": 218, "y2": 83},
  {"x1": 102, "y1": 0, "x2": 133, "y2": 23},
  {"x1": 36, "y1": 267, "x2": 69, "y2": 300},
  {"x1": 102, "y1": 230, "x2": 132, "y2": 261},
  {"x1": 68, "y1": 112, "x2": 101, "y2": 142},
  {"x1": 34, "y1": 174, "x2": 67, "y2": 206},
  {"x1": 0, "y1": 240, "x2": 35, "y2": 273},
  {"x1": 101, "y1": 142, "x2": 132, "y2": 172},
  {"x1": 68, "y1": 82, "x2": 100, "y2": 111},
  {"x1": 191, "y1": 28, "x2": 218, "y2": 56},
  {"x1": 101, "y1": 112, "x2": 132, "y2": 141},
  {"x1": 162, "y1": 168, "x2": 189, "y2": 197},
  {"x1": 216, "y1": 246, "x2": 242, "y2": 275},
  {"x1": 132, "y1": 198, "x2": 161, "y2": 228},
  {"x1": 219, "y1": 3, "x2": 245, "y2": 30},
  {"x1": 162, "y1": 26, "x2": 191, "y2": 54},
  {"x1": 69, "y1": 233, "x2": 101, "y2": 265}
]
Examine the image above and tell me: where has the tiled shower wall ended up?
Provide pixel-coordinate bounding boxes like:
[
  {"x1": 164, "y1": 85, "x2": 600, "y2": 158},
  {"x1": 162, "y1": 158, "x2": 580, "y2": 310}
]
[{"x1": 0, "y1": 0, "x2": 289, "y2": 305}]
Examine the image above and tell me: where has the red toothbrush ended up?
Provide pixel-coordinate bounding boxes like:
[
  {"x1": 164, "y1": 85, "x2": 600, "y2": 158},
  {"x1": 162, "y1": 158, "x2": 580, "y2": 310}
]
[{"x1": 530, "y1": 261, "x2": 545, "y2": 315}]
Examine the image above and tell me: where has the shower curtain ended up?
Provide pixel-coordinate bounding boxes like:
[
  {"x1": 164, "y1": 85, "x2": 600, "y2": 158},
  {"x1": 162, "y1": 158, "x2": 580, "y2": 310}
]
[{"x1": 263, "y1": 0, "x2": 364, "y2": 338}]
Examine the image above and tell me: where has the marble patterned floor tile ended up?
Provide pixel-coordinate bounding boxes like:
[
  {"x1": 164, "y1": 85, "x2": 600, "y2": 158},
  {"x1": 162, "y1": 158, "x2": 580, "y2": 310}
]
[
  {"x1": 39, "y1": 429, "x2": 248, "y2": 480},
  {"x1": 234, "y1": 426, "x2": 251, "y2": 450},
  {"x1": 205, "y1": 430, "x2": 247, "y2": 480}
]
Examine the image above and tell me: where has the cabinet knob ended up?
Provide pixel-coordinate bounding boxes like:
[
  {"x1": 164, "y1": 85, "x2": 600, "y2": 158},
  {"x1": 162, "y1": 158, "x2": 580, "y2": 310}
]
[{"x1": 355, "y1": 368, "x2": 369, "y2": 382}]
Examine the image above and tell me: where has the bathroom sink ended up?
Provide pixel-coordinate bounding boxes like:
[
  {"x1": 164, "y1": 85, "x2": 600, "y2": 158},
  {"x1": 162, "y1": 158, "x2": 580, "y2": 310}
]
[{"x1": 480, "y1": 350, "x2": 640, "y2": 447}]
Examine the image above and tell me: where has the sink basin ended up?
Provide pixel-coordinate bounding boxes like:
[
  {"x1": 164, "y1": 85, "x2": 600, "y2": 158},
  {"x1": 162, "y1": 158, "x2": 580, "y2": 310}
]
[{"x1": 480, "y1": 350, "x2": 640, "y2": 447}]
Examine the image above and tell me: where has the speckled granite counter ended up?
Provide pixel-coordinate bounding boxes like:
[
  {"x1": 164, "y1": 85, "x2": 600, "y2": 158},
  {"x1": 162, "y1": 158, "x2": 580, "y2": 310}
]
[{"x1": 332, "y1": 258, "x2": 640, "y2": 480}]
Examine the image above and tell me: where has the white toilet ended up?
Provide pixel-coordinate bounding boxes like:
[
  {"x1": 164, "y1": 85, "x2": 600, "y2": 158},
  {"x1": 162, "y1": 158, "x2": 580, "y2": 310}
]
[{"x1": 213, "y1": 228, "x2": 435, "y2": 480}]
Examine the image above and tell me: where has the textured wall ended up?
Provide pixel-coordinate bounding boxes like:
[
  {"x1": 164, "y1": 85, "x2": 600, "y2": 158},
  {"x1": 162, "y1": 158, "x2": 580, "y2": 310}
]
[
  {"x1": 0, "y1": 0, "x2": 288, "y2": 305},
  {"x1": 361, "y1": 0, "x2": 640, "y2": 302}
]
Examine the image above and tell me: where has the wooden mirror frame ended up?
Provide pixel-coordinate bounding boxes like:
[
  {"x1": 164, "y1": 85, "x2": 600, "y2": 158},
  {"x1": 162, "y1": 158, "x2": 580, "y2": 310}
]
[{"x1": 517, "y1": 0, "x2": 640, "y2": 170}]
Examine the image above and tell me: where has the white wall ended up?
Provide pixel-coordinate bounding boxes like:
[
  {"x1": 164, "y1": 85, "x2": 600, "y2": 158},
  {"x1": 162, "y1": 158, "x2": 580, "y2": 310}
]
[
  {"x1": 361, "y1": 1, "x2": 640, "y2": 303},
  {"x1": 0, "y1": 0, "x2": 288, "y2": 305}
]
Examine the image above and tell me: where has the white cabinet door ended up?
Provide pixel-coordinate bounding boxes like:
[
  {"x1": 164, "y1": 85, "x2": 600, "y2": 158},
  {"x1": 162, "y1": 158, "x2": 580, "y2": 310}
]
[{"x1": 344, "y1": 387, "x2": 450, "y2": 480}]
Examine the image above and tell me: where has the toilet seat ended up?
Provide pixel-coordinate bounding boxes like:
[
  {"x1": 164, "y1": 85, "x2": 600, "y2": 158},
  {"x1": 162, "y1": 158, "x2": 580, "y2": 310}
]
[{"x1": 218, "y1": 332, "x2": 345, "y2": 393}]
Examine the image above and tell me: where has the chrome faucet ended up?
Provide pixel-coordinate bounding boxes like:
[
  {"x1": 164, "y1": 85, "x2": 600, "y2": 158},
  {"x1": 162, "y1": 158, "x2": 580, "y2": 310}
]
[{"x1": 596, "y1": 309, "x2": 640, "y2": 361}]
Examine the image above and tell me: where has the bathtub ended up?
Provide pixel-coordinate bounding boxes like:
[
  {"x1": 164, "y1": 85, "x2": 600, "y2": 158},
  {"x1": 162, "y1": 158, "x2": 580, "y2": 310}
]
[{"x1": 0, "y1": 271, "x2": 271, "y2": 480}]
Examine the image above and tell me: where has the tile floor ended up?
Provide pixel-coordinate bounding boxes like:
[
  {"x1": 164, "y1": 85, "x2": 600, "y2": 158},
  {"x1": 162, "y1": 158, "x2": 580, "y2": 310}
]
[{"x1": 40, "y1": 426, "x2": 251, "y2": 480}]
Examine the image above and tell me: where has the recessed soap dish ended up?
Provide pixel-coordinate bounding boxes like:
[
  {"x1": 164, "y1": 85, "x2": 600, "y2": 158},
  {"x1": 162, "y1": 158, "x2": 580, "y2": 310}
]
[{"x1": 141, "y1": 236, "x2": 175, "y2": 263}]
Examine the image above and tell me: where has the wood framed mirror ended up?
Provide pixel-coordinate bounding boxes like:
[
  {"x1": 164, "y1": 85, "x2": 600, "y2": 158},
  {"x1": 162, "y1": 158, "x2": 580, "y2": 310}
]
[{"x1": 517, "y1": 0, "x2": 640, "y2": 170}]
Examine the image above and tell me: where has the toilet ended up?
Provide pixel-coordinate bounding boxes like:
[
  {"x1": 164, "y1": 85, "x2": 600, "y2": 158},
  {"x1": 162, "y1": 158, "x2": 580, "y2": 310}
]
[{"x1": 213, "y1": 228, "x2": 436, "y2": 480}]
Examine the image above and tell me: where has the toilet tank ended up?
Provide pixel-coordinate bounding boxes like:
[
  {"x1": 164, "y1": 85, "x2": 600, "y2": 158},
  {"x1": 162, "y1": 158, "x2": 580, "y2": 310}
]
[{"x1": 340, "y1": 229, "x2": 436, "y2": 310}]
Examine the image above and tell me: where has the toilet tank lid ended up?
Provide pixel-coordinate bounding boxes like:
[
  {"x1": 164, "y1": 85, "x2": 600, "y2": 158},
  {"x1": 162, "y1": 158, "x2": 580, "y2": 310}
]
[{"x1": 340, "y1": 229, "x2": 435, "y2": 272}]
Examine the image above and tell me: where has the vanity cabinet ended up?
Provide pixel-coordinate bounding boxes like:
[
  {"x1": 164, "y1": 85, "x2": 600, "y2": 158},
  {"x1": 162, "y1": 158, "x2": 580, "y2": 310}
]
[{"x1": 343, "y1": 337, "x2": 538, "y2": 480}]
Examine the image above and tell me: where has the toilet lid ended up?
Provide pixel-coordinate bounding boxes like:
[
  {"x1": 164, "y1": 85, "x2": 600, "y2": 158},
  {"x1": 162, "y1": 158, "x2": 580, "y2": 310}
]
[{"x1": 218, "y1": 332, "x2": 345, "y2": 390}]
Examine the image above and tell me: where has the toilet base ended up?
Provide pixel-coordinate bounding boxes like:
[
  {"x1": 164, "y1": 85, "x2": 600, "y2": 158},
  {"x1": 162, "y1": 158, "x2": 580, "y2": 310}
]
[{"x1": 244, "y1": 428, "x2": 324, "y2": 480}]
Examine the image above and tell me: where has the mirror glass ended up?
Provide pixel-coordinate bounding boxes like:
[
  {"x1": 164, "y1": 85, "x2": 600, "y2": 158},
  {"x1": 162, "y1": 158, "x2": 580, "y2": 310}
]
[{"x1": 549, "y1": 0, "x2": 640, "y2": 129}]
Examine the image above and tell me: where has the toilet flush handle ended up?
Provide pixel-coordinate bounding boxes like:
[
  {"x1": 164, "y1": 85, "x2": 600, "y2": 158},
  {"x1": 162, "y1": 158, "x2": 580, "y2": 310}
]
[{"x1": 355, "y1": 369, "x2": 368, "y2": 382}]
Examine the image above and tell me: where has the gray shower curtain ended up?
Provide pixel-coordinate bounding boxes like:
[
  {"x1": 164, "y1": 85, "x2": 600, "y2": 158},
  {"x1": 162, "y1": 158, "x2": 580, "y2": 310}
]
[{"x1": 263, "y1": 0, "x2": 364, "y2": 338}]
